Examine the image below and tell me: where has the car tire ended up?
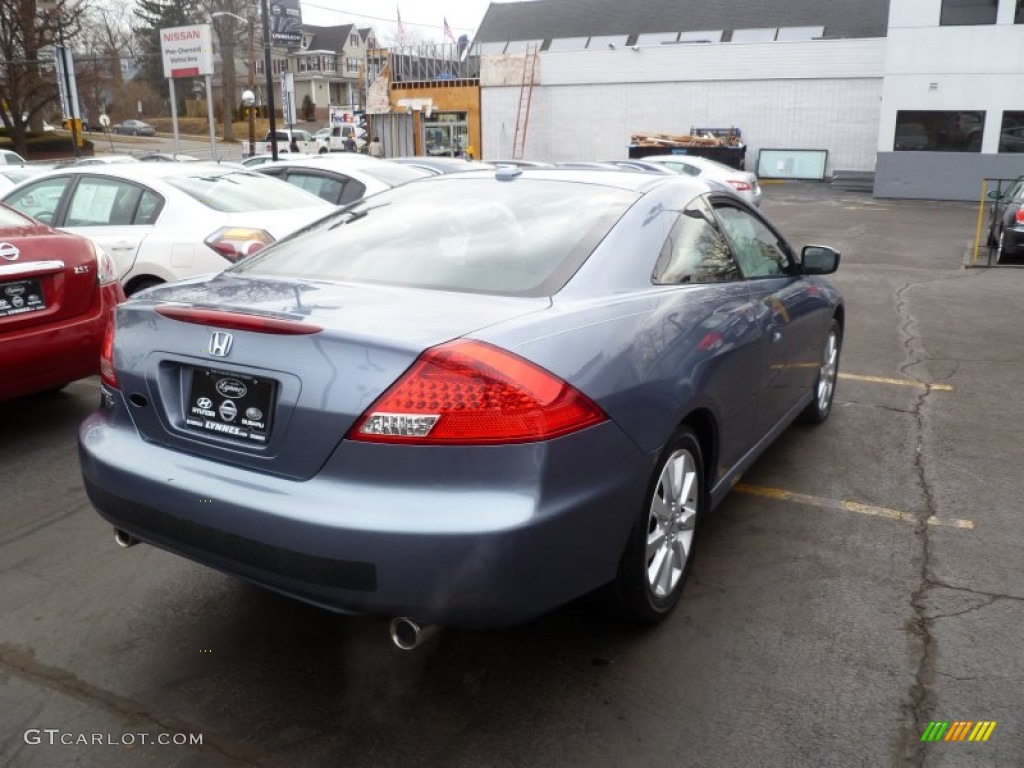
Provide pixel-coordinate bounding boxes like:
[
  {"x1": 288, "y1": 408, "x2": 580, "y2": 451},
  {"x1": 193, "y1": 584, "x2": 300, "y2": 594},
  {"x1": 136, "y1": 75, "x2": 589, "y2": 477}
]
[
  {"x1": 801, "y1": 318, "x2": 841, "y2": 424},
  {"x1": 610, "y1": 426, "x2": 704, "y2": 624}
]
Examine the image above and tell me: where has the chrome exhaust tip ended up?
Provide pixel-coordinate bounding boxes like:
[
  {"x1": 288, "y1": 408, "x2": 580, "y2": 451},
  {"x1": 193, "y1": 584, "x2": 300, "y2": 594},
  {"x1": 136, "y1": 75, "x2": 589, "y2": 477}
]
[
  {"x1": 113, "y1": 528, "x2": 138, "y2": 548},
  {"x1": 389, "y1": 617, "x2": 439, "y2": 651}
]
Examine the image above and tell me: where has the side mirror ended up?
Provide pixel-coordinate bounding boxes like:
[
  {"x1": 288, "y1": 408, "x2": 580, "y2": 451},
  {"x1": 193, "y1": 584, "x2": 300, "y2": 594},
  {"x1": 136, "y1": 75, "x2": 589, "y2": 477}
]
[
  {"x1": 988, "y1": 190, "x2": 1002, "y2": 200},
  {"x1": 801, "y1": 245, "x2": 840, "y2": 275}
]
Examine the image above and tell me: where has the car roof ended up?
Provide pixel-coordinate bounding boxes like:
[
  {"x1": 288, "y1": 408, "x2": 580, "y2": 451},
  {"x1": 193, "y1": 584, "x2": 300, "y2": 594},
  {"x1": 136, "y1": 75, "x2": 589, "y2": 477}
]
[
  {"x1": 265, "y1": 155, "x2": 420, "y2": 171},
  {"x1": 642, "y1": 154, "x2": 739, "y2": 172},
  {"x1": 10, "y1": 161, "x2": 255, "y2": 184},
  {"x1": 391, "y1": 157, "x2": 496, "y2": 173},
  {"x1": 435, "y1": 166, "x2": 691, "y2": 194}
]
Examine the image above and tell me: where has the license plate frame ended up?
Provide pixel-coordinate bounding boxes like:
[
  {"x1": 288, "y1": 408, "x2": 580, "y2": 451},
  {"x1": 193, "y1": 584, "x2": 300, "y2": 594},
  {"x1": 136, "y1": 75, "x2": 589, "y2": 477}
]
[
  {"x1": 185, "y1": 367, "x2": 276, "y2": 444},
  {"x1": 0, "y1": 278, "x2": 46, "y2": 318}
]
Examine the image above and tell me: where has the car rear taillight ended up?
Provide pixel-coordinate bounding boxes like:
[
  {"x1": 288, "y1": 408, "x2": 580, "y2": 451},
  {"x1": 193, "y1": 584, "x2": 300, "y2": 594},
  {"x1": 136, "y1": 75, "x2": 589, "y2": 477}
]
[
  {"x1": 1015, "y1": 209, "x2": 1024, "y2": 225},
  {"x1": 728, "y1": 180, "x2": 752, "y2": 192},
  {"x1": 154, "y1": 306, "x2": 322, "y2": 334},
  {"x1": 93, "y1": 243, "x2": 117, "y2": 285},
  {"x1": 100, "y1": 315, "x2": 118, "y2": 388},
  {"x1": 348, "y1": 340, "x2": 607, "y2": 445},
  {"x1": 204, "y1": 227, "x2": 274, "y2": 263}
]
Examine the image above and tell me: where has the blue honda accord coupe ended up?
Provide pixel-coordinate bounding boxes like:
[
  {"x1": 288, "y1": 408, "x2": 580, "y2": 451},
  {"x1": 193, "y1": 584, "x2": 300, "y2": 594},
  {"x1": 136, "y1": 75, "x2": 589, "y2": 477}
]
[{"x1": 79, "y1": 168, "x2": 843, "y2": 638}]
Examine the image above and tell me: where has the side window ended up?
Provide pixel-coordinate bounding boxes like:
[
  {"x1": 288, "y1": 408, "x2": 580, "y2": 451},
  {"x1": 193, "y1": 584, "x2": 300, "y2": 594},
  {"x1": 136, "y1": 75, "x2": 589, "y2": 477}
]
[
  {"x1": 714, "y1": 205, "x2": 792, "y2": 278},
  {"x1": 65, "y1": 178, "x2": 143, "y2": 226},
  {"x1": 338, "y1": 178, "x2": 367, "y2": 205},
  {"x1": 286, "y1": 171, "x2": 347, "y2": 205},
  {"x1": 666, "y1": 161, "x2": 700, "y2": 177},
  {"x1": 652, "y1": 197, "x2": 740, "y2": 284},
  {"x1": 135, "y1": 189, "x2": 164, "y2": 224},
  {"x1": 4, "y1": 176, "x2": 72, "y2": 224}
]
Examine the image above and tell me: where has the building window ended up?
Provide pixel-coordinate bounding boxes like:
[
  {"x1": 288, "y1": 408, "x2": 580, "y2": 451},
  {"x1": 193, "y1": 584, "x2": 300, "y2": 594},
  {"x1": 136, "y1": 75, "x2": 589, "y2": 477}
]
[
  {"x1": 1000, "y1": 112, "x2": 1024, "y2": 153},
  {"x1": 939, "y1": 0, "x2": 997, "y2": 25},
  {"x1": 894, "y1": 111, "x2": 985, "y2": 152},
  {"x1": 350, "y1": 33, "x2": 360, "y2": 46},
  {"x1": 1017, "y1": 0, "x2": 1024, "y2": 22},
  {"x1": 346, "y1": 57, "x2": 360, "y2": 74}
]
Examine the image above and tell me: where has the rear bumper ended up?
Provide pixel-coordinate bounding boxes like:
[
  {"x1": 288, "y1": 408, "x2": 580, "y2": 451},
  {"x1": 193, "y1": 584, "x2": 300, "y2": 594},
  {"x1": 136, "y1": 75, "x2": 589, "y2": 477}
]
[
  {"x1": 0, "y1": 283, "x2": 121, "y2": 401},
  {"x1": 79, "y1": 404, "x2": 651, "y2": 628}
]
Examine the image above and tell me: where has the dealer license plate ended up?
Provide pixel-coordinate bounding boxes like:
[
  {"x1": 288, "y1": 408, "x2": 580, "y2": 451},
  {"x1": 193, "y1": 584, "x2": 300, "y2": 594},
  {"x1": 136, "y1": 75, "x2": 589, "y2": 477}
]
[{"x1": 185, "y1": 368, "x2": 275, "y2": 444}]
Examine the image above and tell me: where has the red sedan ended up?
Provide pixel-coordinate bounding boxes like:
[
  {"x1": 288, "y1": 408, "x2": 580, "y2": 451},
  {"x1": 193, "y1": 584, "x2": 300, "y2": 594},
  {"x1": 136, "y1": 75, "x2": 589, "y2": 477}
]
[{"x1": 0, "y1": 203, "x2": 124, "y2": 401}]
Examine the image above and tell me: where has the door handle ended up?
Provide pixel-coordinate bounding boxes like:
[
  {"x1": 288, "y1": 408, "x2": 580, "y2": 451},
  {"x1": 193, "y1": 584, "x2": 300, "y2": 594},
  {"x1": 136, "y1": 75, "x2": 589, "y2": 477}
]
[
  {"x1": 109, "y1": 242, "x2": 136, "y2": 251},
  {"x1": 767, "y1": 324, "x2": 782, "y2": 344}
]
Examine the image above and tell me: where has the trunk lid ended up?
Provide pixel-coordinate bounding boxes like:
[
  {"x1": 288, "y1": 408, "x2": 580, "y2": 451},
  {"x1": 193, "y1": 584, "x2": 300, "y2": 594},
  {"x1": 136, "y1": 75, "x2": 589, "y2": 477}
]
[
  {"x1": 113, "y1": 274, "x2": 550, "y2": 479},
  {"x1": 0, "y1": 225, "x2": 99, "y2": 333}
]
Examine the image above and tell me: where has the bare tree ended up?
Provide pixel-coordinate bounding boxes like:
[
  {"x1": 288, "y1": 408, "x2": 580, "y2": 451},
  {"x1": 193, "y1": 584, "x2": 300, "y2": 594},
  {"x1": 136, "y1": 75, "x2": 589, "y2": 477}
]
[
  {"x1": 77, "y1": 2, "x2": 137, "y2": 124},
  {"x1": 205, "y1": 0, "x2": 249, "y2": 143},
  {"x1": 0, "y1": 0, "x2": 84, "y2": 155}
]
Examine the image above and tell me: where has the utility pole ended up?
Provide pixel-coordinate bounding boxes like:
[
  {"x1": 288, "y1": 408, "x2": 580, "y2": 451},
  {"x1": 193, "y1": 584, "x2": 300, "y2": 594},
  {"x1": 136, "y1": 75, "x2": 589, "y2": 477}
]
[{"x1": 261, "y1": 0, "x2": 278, "y2": 159}]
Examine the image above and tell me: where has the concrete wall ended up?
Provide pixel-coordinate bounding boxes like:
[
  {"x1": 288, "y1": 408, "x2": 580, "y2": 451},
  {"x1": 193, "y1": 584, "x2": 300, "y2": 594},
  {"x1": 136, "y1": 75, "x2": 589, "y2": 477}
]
[
  {"x1": 482, "y1": 78, "x2": 882, "y2": 172},
  {"x1": 874, "y1": 151, "x2": 1024, "y2": 200},
  {"x1": 480, "y1": 39, "x2": 885, "y2": 172}
]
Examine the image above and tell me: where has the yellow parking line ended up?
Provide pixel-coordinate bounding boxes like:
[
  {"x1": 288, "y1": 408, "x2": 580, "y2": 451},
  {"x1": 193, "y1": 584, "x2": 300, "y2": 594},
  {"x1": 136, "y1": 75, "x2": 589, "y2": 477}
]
[
  {"x1": 838, "y1": 373, "x2": 953, "y2": 391},
  {"x1": 734, "y1": 483, "x2": 974, "y2": 530}
]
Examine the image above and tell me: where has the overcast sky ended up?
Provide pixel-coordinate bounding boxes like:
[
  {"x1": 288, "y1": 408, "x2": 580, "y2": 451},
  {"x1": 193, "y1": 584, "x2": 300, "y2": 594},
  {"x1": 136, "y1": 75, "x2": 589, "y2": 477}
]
[{"x1": 301, "y1": 0, "x2": 520, "y2": 43}]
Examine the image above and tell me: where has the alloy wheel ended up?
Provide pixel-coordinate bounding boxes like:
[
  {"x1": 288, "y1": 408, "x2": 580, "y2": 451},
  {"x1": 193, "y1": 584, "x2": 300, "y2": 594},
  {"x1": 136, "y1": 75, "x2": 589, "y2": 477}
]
[
  {"x1": 817, "y1": 330, "x2": 839, "y2": 412},
  {"x1": 645, "y1": 448, "x2": 699, "y2": 597}
]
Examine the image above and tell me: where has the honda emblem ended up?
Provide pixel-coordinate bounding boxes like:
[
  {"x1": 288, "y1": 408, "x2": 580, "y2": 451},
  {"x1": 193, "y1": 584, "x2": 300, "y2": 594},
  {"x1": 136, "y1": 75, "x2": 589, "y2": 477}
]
[{"x1": 208, "y1": 331, "x2": 233, "y2": 358}]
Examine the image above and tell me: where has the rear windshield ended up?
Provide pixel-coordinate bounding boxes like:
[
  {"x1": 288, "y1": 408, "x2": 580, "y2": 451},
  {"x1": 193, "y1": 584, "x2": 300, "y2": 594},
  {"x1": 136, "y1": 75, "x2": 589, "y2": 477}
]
[
  {"x1": 232, "y1": 178, "x2": 638, "y2": 296},
  {"x1": 166, "y1": 171, "x2": 325, "y2": 212},
  {"x1": 359, "y1": 164, "x2": 432, "y2": 187}
]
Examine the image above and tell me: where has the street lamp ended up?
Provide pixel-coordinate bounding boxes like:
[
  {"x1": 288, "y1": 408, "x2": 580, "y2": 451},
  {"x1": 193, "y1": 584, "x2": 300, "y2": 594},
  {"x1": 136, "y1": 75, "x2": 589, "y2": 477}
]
[{"x1": 242, "y1": 89, "x2": 256, "y2": 157}]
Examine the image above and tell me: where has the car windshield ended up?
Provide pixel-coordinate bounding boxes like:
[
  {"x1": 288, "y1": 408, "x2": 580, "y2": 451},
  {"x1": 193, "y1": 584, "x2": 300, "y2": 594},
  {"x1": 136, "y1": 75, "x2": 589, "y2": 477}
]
[
  {"x1": 359, "y1": 164, "x2": 432, "y2": 186},
  {"x1": 232, "y1": 178, "x2": 638, "y2": 296},
  {"x1": 166, "y1": 171, "x2": 325, "y2": 212}
]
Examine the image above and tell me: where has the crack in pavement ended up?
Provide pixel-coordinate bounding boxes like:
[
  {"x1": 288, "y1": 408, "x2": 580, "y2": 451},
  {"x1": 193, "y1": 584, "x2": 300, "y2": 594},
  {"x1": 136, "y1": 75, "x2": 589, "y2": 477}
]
[
  {"x1": 835, "y1": 399, "x2": 915, "y2": 415},
  {"x1": 929, "y1": 580, "x2": 1024, "y2": 603},
  {"x1": 892, "y1": 276, "x2": 967, "y2": 768},
  {"x1": 0, "y1": 644, "x2": 271, "y2": 767}
]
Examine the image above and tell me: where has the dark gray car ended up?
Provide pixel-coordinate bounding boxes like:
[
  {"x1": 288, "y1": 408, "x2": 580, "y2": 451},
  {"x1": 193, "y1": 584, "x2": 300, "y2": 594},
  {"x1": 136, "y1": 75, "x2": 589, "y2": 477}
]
[{"x1": 80, "y1": 169, "x2": 843, "y2": 635}]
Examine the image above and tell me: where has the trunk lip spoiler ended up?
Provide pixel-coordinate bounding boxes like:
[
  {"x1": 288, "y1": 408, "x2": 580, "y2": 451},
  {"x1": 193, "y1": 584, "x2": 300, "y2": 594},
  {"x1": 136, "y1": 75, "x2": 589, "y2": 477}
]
[{"x1": 153, "y1": 305, "x2": 323, "y2": 335}]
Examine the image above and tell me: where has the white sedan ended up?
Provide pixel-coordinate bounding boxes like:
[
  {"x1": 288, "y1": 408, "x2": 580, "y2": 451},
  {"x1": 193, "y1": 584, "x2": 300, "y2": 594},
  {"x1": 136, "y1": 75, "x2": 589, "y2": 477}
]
[
  {"x1": 254, "y1": 155, "x2": 431, "y2": 206},
  {"x1": 1, "y1": 163, "x2": 332, "y2": 295},
  {"x1": 638, "y1": 155, "x2": 763, "y2": 207}
]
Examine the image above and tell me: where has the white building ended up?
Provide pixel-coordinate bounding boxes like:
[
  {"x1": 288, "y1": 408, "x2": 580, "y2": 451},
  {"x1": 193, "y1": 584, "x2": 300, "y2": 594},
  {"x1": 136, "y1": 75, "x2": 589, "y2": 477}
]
[
  {"x1": 473, "y1": 0, "x2": 1024, "y2": 199},
  {"x1": 875, "y1": 0, "x2": 1024, "y2": 198}
]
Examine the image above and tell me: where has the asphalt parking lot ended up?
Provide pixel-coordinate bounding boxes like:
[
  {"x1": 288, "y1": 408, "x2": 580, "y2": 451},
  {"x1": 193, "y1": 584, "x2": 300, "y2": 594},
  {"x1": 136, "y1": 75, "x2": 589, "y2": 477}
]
[{"x1": 2, "y1": 181, "x2": 1022, "y2": 767}]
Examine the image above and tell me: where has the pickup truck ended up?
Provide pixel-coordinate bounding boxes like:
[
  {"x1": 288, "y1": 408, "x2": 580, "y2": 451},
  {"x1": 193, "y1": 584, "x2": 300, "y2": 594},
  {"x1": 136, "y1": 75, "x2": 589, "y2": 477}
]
[
  {"x1": 263, "y1": 129, "x2": 325, "y2": 155},
  {"x1": 314, "y1": 124, "x2": 366, "y2": 152}
]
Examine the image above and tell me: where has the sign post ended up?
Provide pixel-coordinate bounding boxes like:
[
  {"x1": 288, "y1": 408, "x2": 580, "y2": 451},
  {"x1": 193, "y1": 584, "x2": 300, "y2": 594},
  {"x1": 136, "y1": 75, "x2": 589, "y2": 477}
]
[
  {"x1": 281, "y1": 72, "x2": 296, "y2": 130},
  {"x1": 160, "y1": 24, "x2": 214, "y2": 159}
]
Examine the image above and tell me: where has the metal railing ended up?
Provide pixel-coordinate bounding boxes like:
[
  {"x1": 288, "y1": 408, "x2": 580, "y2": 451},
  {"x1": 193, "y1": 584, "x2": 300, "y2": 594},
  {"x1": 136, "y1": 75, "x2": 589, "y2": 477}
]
[
  {"x1": 369, "y1": 43, "x2": 480, "y2": 85},
  {"x1": 970, "y1": 176, "x2": 1024, "y2": 267}
]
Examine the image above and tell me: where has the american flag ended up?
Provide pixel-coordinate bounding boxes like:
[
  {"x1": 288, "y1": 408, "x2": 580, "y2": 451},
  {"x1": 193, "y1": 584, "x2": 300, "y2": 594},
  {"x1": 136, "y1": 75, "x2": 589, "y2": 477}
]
[
  {"x1": 396, "y1": 6, "x2": 406, "y2": 46},
  {"x1": 443, "y1": 17, "x2": 456, "y2": 44}
]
